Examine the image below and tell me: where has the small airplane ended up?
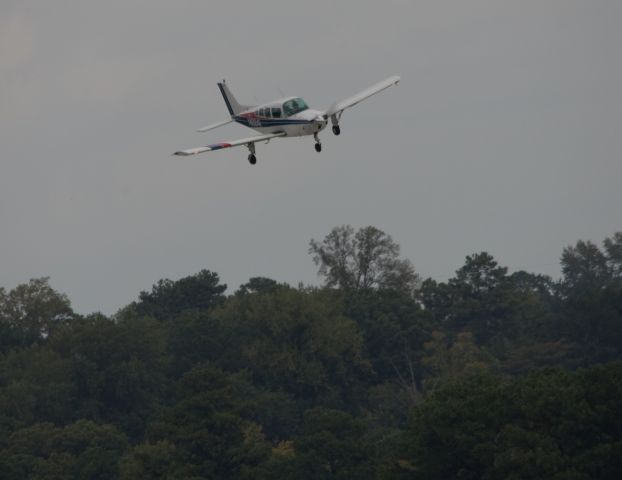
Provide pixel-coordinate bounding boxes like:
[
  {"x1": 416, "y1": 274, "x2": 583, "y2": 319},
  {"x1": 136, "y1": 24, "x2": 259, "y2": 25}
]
[{"x1": 173, "y1": 75, "x2": 400, "y2": 164}]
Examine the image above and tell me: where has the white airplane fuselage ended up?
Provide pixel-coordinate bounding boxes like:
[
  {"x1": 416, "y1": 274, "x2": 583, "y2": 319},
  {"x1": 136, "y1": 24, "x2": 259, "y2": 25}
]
[{"x1": 233, "y1": 97, "x2": 327, "y2": 137}]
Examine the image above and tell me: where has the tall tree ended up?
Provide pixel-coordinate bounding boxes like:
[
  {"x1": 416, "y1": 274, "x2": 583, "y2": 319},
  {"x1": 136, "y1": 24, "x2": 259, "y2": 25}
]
[
  {"x1": 561, "y1": 240, "x2": 610, "y2": 295},
  {"x1": 309, "y1": 226, "x2": 418, "y2": 295},
  {"x1": 0, "y1": 278, "x2": 73, "y2": 349},
  {"x1": 235, "y1": 277, "x2": 285, "y2": 296},
  {"x1": 128, "y1": 269, "x2": 227, "y2": 320},
  {"x1": 604, "y1": 232, "x2": 622, "y2": 281},
  {"x1": 421, "y1": 253, "x2": 513, "y2": 344},
  {"x1": 557, "y1": 233, "x2": 622, "y2": 363}
]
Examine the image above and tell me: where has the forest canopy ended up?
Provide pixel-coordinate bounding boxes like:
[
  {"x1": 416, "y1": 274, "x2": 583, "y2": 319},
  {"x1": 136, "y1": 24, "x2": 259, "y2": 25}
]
[{"x1": 0, "y1": 227, "x2": 621, "y2": 479}]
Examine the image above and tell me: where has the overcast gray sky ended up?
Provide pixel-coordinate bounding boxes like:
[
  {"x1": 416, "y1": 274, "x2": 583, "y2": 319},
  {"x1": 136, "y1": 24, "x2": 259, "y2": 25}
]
[{"x1": 2, "y1": 1, "x2": 621, "y2": 314}]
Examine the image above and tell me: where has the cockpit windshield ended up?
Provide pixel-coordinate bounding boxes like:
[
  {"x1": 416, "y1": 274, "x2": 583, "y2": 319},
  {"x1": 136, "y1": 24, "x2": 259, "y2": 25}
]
[{"x1": 282, "y1": 98, "x2": 309, "y2": 117}]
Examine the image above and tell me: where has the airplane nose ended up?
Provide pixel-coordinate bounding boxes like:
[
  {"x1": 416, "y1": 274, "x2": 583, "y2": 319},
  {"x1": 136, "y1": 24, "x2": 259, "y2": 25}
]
[{"x1": 314, "y1": 115, "x2": 327, "y2": 129}]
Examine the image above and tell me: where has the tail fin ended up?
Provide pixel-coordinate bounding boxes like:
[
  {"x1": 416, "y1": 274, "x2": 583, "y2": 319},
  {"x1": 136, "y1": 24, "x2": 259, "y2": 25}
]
[{"x1": 217, "y1": 80, "x2": 250, "y2": 117}]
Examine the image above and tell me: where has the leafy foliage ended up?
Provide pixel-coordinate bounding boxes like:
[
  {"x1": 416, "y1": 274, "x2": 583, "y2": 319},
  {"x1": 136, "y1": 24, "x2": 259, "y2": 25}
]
[
  {"x1": 396, "y1": 365, "x2": 622, "y2": 480},
  {"x1": 0, "y1": 277, "x2": 74, "y2": 350},
  {"x1": 309, "y1": 225, "x2": 419, "y2": 295},
  {"x1": 0, "y1": 229, "x2": 621, "y2": 478},
  {"x1": 127, "y1": 269, "x2": 226, "y2": 320}
]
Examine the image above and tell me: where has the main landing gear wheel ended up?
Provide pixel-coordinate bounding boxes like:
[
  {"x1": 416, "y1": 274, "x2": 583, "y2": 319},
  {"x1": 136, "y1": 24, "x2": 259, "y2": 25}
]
[
  {"x1": 332, "y1": 125, "x2": 341, "y2": 135},
  {"x1": 246, "y1": 142, "x2": 257, "y2": 165}
]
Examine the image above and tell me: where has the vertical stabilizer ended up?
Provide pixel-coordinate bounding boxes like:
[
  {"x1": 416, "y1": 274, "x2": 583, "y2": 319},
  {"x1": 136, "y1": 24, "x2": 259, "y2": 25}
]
[{"x1": 217, "y1": 80, "x2": 250, "y2": 116}]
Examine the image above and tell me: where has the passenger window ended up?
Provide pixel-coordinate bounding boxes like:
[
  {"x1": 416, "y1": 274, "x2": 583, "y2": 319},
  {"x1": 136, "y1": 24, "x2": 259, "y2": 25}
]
[
  {"x1": 259, "y1": 108, "x2": 265, "y2": 117},
  {"x1": 272, "y1": 108, "x2": 281, "y2": 118},
  {"x1": 265, "y1": 108, "x2": 271, "y2": 118}
]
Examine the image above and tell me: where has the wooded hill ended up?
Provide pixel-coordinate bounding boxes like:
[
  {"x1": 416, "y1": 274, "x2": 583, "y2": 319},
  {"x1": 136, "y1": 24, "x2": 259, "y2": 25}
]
[{"x1": 1, "y1": 227, "x2": 621, "y2": 479}]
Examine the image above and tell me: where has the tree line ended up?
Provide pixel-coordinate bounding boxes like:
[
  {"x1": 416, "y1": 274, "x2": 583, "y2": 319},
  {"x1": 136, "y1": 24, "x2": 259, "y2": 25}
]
[{"x1": 0, "y1": 227, "x2": 621, "y2": 479}]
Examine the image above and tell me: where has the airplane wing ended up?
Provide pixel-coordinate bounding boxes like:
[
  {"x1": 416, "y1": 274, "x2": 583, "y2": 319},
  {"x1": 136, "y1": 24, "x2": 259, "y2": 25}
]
[
  {"x1": 173, "y1": 132, "x2": 286, "y2": 156},
  {"x1": 196, "y1": 118, "x2": 234, "y2": 133},
  {"x1": 324, "y1": 75, "x2": 400, "y2": 118}
]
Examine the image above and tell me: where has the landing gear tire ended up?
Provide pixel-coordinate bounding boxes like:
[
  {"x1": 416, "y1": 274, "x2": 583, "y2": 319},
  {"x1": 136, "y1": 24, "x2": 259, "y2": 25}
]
[
  {"x1": 313, "y1": 132, "x2": 322, "y2": 153},
  {"x1": 332, "y1": 125, "x2": 341, "y2": 136},
  {"x1": 248, "y1": 154, "x2": 257, "y2": 165}
]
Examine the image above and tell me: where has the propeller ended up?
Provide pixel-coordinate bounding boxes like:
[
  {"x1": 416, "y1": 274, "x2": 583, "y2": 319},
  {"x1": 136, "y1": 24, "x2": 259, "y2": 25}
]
[{"x1": 312, "y1": 114, "x2": 328, "y2": 131}]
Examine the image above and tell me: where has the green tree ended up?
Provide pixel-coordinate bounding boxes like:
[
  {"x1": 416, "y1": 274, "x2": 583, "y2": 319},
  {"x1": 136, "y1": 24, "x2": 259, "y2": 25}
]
[
  {"x1": 235, "y1": 277, "x2": 285, "y2": 296},
  {"x1": 292, "y1": 408, "x2": 373, "y2": 480},
  {"x1": 127, "y1": 269, "x2": 227, "y2": 320},
  {"x1": 144, "y1": 364, "x2": 271, "y2": 480},
  {"x1": 420, "y1": 254, "x2": 560, "y2": 353},
  {"x1": 604, "y1": 232, "x2": 622, "y2": 280},
  {"x1": 309, "y1": 226, "x2": 419, "y2": 295},
  {"x1": 213, "y1": 288, "x2": 370, "y2": 408},
  {"x1": 0, "y1": 420, "x2": 128, "y2": 480},
  {"x1": 420, "y1": 253, "x2": 512, "y2": 345},
  {"x1": 555, "y1": 234, "x2": 622, "y2": 363},
  {"x1": 421, "y1": 330, "x2": 495, "y2": 391},
  {"x1": 49, "y1": 314, "x2": 168, "y2": 439},
  {"x1": 342, "y1": 289, "x2": 430, "y2": 415},
  {"x1": 0, "y1": 278, "x2": 73, "y2": 349},
  {"x1": 119, "y1": 440, "x2": 178, "y2": 480},
  {"x1": 0, "y1": 347, "x2": 75, "y2": 430},
  {"x1": 394, "y1": 364, "x2": 622, "y2": 480},
  {"x1": 561, "y1": 239, "x2": 610, "y2": 296},
  {"x1": 558, "y1": 285, "x2": 622, "y2": 363},
  {"x1": 165, "y1": 309, "x2": 223, "y2": 378}
]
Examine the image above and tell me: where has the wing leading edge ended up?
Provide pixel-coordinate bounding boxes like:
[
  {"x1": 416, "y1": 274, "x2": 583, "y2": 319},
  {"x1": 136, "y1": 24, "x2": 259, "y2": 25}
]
[
  {"x1": 324, "y1": 75, "x2": 400, "y2": 118},
  {"x1": 173, "y1": 132, "x2": 286, "y2": 156}
]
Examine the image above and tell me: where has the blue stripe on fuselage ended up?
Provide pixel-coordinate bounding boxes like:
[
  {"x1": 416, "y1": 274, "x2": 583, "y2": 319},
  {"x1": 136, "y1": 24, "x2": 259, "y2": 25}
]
[{"x1": 234, "y1": 116, "x2": 311, "y2": 127}]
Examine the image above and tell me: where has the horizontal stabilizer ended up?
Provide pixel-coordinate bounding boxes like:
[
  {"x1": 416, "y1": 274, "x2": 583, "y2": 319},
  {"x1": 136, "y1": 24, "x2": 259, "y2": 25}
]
[{"x1": 196, "y1": 119, "x2": 234, "y2": 133}]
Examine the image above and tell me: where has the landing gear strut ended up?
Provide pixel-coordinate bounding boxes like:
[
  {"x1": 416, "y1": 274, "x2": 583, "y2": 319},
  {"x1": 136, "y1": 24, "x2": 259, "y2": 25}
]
[
  {"x1": 314, "y1": 133, "x2": 322, "y2": 153},
  {"x1": 246, "y1": 142, "x2": 257, "y2": 165},
  {"x1": 330, "y1": 113, "x2": 341, "y2": 136}
]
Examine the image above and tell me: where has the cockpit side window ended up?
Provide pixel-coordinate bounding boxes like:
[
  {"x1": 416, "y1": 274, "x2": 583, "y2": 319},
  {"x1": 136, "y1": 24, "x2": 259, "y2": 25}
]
[
  {"x1": 282, "y1": 98, "x2": 309, "y2": 117},
  {"x1": 271, "y1": 108, "x2": 282, "y2": 118}
]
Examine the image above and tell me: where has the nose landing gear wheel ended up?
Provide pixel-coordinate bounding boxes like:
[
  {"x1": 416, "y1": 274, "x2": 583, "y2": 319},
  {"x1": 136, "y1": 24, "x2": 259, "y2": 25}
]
[
  {"x1": 313, "y1": 133, "x2": 322, "y2": 153},
  {"x1": 248, "y1": 154, "x2": 257, "y2": 165},
  {"x1": 332, "y1": 125, "x2": 340, "y2": 135}
]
